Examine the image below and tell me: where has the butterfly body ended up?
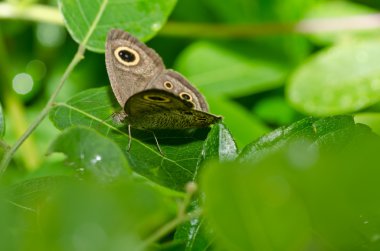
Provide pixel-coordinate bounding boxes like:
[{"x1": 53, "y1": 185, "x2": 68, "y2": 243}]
[{"x1": 105, "y1": 29, "x2": 221, "y2": 132}]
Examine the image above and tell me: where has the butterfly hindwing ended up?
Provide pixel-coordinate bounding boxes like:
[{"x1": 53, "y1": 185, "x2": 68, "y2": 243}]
[{"x1": 124, "y1": 89, "x2": 221, "y2": 129}]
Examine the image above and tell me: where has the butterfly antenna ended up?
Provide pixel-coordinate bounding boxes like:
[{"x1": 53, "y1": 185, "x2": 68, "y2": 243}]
[
  {"x1": 152, "y1": 131, "x2": 164, "y2": 155},
  {"x1": 127, "y1": 124, "x2": 132, "y2": 151}
]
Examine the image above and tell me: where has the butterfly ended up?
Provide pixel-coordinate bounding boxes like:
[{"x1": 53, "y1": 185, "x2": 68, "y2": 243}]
[{"x1": 105, "y1": 29, "x2": 221, "y2": 153}]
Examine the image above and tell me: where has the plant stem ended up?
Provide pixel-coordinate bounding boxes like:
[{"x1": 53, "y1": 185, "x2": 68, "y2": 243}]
[
  {"x1": 0, "y1": 2, "x2": 63, "y2": 25},
  {"x1": 137, "y1": 182, "x2": 200, "y2": 250},
  {"x1": 161, "y1": 14, "x2": 380, "y2": 37},
  {"x1": 139, "y1": 209, "x2": 202, "y2": 251},
  {"x1": 0, "y1": 140, "x2": 10, "y2": 151},
  {"x1": 1, "y1": 2, "x2": 380, "y2": 37},
  {"x1": 0, "y1": 0, "x2": 109, "y2": 175}
]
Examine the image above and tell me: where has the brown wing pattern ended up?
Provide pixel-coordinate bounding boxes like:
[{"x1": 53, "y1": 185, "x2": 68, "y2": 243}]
[
  {"x1": 105, "y1": 29, "x2": 165, "y2": 107},
  {"x1": 124, "y1": 89, "x2": 221, "y2": 130}
]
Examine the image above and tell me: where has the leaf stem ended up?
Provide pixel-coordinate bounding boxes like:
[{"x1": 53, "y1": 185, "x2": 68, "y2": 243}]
[
  {"x1": 0, "y1": 140, "x2": 10, "y2": 151},
  {"x1": 137, "y1": 182, "x2": 200, "y2": 250},
  {"x1": 0, "y1": 0, "x2": 109, "y2": 175},
  {"x1": 139, "y1": 209, "x2": 202, "y2": 251}
]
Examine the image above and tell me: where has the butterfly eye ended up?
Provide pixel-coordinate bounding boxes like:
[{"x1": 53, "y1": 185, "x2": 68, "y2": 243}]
[
  {"x1": 114, "y1": 47, "x2": 140, "y2": 66},
  {"x1": 164, "y1": 81, "x2": 173, "y2": 89},
  {"x1": 179, "y1": 92, "x2": 192, "y2": 101},
  {"x1": 143, "y1": 95, "x2": 170, "y2": 102}
]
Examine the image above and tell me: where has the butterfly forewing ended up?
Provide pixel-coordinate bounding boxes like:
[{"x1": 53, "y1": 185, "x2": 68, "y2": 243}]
[{"x1": 105, "y1": 29, "x2": 165, "y2": 107}]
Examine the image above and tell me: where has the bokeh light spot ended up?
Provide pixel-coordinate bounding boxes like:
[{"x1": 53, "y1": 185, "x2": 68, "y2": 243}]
[{"x1": 12, "y1": 73, "x2": 34, "y2": 95}]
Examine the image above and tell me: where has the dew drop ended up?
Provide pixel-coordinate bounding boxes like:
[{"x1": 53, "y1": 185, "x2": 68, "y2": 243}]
[{"x1": 91, "y1": 155, "x2": 102, "y2": 164}]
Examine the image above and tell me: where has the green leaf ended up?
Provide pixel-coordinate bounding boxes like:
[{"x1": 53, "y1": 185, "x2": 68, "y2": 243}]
[
  {"x1": 305, "y1": 1, "x2": 380, "y2": 45},
  {"x1": 3, "y1": 176, "x2": 68, "y2": 210},
  {"x1": 239, "y1": 116, "x2": 317, "y2": 163},
  {"x1": 48, "y1": 126, "x2": 130, "y2": 182},
  {"x1": 173, "y1": 123, "x2": 237, "y2": 251},
  {"x1": 252, "y1": 95, "x2": 300, "y2": 126},
  {"x1": 59, "y1": 0, "x2": 177, "y2": 52},
  {"x1": 201, "y1": 125, "x2": 380, "y2": 251},
  {"x1": 175, "y1": 41, "x2": 287, "y2": 98},
  {"x1": 0, "y1": 102, "x2": 4, "y2": 138},
  {"x1": 174, "y1": 203, "x2": 214, "y2": 251},
  {"x1": 49, "y1": 87, "x2": 222, "y2": 191},
  {"x1": 354, "y1": 112, "x2": 380, "y2": 135},
  {"x1": 239, "y1": 116, "x2": 374, "y2": 163},
  {"x1": 200, "y1": 122, "x2": 238, "y2": 163},
  {"x1": 207, "y1": 96, "x2": 269, "y2": 148},
  {"x1": 1, "y1": 178, "x2": 176, "y2": 250},
  {"x1": 287, "y1": 39, "x2": 380, "y2": 116}
]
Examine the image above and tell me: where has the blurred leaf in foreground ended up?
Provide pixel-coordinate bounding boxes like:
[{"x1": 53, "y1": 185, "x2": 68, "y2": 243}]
[
  {"x1": 59, "y1": 0, "x2": 177, "y2": 52},
  {"x1": 201, "y1": 116, "x2": 380, "y2": 251},
  {"x1": 1, "y1": 178, "x2": 176, "y2": 251}
]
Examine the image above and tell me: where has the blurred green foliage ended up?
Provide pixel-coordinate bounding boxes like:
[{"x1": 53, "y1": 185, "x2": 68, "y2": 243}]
[{"x1": 1, "y1": 0, "x2": 380, "y2": 250}]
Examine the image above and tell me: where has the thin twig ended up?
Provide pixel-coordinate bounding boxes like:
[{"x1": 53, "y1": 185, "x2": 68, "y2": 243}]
[
  {"x1": 138, "y1": 209, "x2": 202, "y2": 251},
  {"x1": 136, "y1": 182, "x2": 200, "y2": 250}
]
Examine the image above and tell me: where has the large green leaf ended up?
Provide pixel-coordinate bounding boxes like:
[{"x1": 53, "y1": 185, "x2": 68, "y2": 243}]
[
  {"x1": 175, "y1": 41, "x2": 287, "y2": 98},
  {"x1": 59, "y1": 0, "x2": 177, "y2": 52},
  {"x1": 48, "y1": 127, "x2": 130, "y2": 182},
  {"x1": 287, "y1": 39, "x2": 380, "y2": 116},
  {"x1": 239, "y1": 116, "x2": 374, "y2": 163},
  {"x1": 201, "y1": 117, "x2": 380, "y2": 251},
  {"x1": 1, "y1": 178, "x2": 176, "y2": 251},
  {"x1": 49, "y1": 87, "x2": 225, "y2": 191}
]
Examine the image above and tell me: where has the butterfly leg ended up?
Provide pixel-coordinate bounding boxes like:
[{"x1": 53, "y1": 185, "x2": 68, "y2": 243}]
[
  {"x1": 127, "y1": 124, "x2": 132, "y2": 151},
  {"x1": 152, "y1": 131, "x2": 164, "y2": 156}
]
